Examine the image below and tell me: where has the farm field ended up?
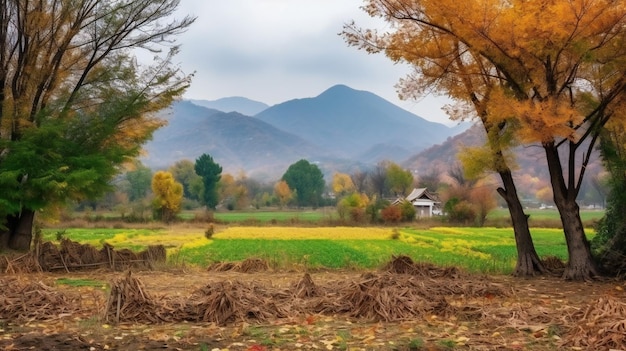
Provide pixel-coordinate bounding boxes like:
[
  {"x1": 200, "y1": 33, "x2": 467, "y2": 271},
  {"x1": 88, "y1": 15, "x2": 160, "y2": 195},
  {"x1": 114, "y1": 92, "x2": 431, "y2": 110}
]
[
  {"x1": 42, "y1": 225, "x2": 589, "y2": 275},
  {"x1": 0, "y1": 257, "x2": 622, "y2": 350},
  {"x1": 3, "y1": 217, "x2": 608, "y2": 351}
]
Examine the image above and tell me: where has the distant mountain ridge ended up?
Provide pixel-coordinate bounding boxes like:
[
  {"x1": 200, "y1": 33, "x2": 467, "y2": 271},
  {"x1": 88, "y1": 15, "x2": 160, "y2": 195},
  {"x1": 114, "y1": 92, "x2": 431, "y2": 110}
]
[
  {"x1": 143, "y1": 85, "x2": 468, "y2": 180},
  {"x1": 189, "y1": 96, "x2": 269, "y2": 116},
  {"x1": 255, "y1": 85, "x2": 454, "y2": 160}
]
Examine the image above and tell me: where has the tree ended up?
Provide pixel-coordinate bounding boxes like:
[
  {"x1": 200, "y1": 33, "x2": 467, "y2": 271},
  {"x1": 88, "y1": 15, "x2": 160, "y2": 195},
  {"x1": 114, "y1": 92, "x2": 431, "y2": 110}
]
[
  {"x1": 332, "y1": 173, "x2": 356, "y2": 196},
  {"x1": 0, "y1": 0, "x2": 194, "y2": 250},
  {"x1": 125, "y1": 162, "x2": 153, "y2": 202},
  {"x1": 219, "y1": 173, "x2": 250, "y2": 210},
  {"x1": 151, "y1": 171, "x2": 183, "y2": 223},
  {"x1": 194, "y1": 154, "x2": 222, "y2": 210},
  {"x1": 169, "y1": 159, "x2": 202, "y2": 200},
  {"x1": 370, "y1": 161, "x2": 390, "y2": 199},
  {"x1": 386, "y1": 162, "x2": 414, "y2": 196},
  {"x1": 350, "y1": 170, "x2": 369, "y2": 194},
  {"x1": 281, "y1": 159, "x2": 325, "y2": 207},
  {"x1": 337, "y1": 192, "x2": 370, "y2": 222},
  {"x1": 274, "y1": 180, "x2": 293, "y2": 209},
  {"x1": 343, "y1": 0, "x2": 626, "y2": 278},
  {"x1": 593, "y1": 115, "x2": 626, "y2": 273}
]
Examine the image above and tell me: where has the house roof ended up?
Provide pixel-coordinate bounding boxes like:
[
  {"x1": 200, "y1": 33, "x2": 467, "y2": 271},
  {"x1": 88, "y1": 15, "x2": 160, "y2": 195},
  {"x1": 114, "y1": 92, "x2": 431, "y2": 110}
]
[
  {"x1": 406, "y1": 188, "x2": 438, "y2": 202},
  {"x1": 391, "y1": 188, "x2": 440, "y2": 206}
]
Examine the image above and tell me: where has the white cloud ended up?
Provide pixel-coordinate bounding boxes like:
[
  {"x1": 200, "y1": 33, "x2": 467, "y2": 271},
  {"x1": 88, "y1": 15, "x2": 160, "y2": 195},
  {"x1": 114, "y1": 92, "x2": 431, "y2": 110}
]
[{"x1": 170, "y1": 0, "x2": 455, "y2": 125}]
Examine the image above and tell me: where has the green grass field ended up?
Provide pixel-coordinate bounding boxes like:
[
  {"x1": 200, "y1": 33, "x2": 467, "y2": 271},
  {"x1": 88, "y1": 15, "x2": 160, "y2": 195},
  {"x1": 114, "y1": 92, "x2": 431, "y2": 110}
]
[{"x1": 42, "y1": 225, "x2": 590, "y2": 275}]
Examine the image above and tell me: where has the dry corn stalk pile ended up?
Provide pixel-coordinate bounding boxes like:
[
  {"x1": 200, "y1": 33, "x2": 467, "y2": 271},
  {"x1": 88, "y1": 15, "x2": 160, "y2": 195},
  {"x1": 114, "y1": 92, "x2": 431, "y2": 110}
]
[
  {"x1": 104, "y1": 256, "x2": 509, "y2": 325},
  {"x1": 1, "y1": 240, "x2": 166, "y2": 273},
  {"x1": 562, "y1": 295, "x2": 626, "y2": 349},
  {"x1": 0, "y1": 277, "x2": 81, "y2": 322}
]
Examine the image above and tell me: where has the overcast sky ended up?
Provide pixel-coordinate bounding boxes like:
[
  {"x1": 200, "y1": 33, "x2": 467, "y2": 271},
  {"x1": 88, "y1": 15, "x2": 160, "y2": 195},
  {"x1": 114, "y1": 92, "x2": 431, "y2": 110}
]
[{"x1": 171, "y1": 0, "x2": 454, "y2": 125}]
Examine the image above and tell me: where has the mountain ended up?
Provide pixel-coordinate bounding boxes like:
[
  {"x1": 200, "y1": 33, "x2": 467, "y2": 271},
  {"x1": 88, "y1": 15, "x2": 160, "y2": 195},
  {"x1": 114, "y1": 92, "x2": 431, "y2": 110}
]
[
  {"x1": 255, "y1": 85, "x2": 460, "y2": 161},
  {"x1": 188, "y1": 97, "x2": 269, "y2": 116},
  {"x1": 142, "y1": 85, "x2": 469, "y2": 180},
  {"x1": 142, "y1": 101, "x2": 325, "y2": 178}
]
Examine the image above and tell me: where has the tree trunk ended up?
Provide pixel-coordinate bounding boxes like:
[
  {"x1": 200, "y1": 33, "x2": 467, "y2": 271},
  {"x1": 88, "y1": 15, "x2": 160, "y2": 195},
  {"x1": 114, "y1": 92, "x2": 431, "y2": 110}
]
[
  {"x1": 497, "y1": 169, "x2": 547, "y2": 277},
  {"x1": 544, "y1": 142, "x2": 599, "y2": 280},
  {"x1": 8, "y1": 209, "x2": 35, "y2": 251}
]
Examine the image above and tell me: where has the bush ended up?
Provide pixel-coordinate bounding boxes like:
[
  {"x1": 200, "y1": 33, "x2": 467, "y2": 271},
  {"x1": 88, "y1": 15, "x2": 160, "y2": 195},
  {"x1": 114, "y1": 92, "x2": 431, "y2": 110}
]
[
  {"x1": 205, "y1": 223, "x2": 215, "y2": 239},
  {"x1": 399, "y1": 201, "x2": 416, "y2": 221},
  {"x1": 381, "y1": 205, "x2": 402, "y2": 223}
]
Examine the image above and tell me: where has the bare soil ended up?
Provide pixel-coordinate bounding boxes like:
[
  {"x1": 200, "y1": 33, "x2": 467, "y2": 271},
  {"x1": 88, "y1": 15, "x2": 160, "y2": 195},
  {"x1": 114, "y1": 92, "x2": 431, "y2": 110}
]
[{"x1": 1, "y1": 267, "x2": 624, "y2": 351}]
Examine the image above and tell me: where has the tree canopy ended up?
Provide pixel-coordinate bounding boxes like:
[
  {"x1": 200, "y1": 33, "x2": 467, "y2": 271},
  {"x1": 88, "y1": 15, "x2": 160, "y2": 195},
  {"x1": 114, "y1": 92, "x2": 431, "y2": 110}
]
[
  {"x1": 151, "y1": 171, "x2": 183, "y2": 223},
  {"x1": 281, "y1": 159, "x2": 325, "y2": 208},
  {"x1": 0, "y1": 0, "x2": 194, "y2": 250},
  {"x1": 194, "y1": 154, "x2": 222, "y2": 210},
  {"x1": 344, "y1": 0, "x2": 626, "y2": 280}
]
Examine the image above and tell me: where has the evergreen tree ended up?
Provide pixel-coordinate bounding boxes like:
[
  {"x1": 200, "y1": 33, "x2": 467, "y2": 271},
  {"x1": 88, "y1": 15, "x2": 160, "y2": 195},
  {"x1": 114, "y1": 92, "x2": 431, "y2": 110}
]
[{"x1": 194, "y1": 154, "x2": 222, "y2": 209}]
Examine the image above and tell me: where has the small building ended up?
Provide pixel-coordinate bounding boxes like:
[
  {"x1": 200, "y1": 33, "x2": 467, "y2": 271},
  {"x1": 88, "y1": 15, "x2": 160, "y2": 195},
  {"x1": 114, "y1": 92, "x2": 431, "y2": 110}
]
[{"x1": 393, "y1": 188, "x2": 441, "y2": 218}]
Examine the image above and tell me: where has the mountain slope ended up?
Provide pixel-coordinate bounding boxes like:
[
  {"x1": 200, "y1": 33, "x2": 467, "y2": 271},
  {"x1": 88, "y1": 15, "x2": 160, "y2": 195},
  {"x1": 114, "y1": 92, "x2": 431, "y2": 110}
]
[
  {"x1": 189, "y1": 97, "x2": 269, "y2": 116},
  {"x1": 142, "y1": 101, "x2": 324, "y2": 178},
  {"x1": 255, "y1": 84, "x2": 459, "y2": 161}
]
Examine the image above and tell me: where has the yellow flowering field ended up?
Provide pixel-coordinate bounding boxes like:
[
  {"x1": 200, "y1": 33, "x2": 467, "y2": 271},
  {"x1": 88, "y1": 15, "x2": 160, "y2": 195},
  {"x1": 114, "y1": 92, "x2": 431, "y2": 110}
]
[{"x1": 213, "y1": 226, "x2": 394, "y2": 240}]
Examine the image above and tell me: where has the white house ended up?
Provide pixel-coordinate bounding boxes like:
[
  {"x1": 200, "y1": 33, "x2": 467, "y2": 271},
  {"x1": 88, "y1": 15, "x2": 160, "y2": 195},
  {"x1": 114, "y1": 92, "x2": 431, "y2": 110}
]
[{"x1": 393, "y1": 188, "x2": 441, "y2": 218}]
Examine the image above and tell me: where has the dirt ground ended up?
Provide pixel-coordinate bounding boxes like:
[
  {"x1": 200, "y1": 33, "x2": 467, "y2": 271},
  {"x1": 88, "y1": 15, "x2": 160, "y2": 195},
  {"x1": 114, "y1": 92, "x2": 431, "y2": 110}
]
[{"x1": 1, "y1": 267, "x2": 625, "y2": 351}]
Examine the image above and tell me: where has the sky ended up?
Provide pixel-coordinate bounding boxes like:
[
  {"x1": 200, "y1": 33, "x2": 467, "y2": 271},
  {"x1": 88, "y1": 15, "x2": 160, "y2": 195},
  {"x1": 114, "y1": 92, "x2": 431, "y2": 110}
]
[{"x1": 170, "y1": 0, "x2": 455, "y2": 125}]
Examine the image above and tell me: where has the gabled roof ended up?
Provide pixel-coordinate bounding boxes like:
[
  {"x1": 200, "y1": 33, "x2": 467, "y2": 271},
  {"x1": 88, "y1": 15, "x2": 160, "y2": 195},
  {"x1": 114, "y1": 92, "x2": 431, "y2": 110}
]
[{"x1": 406, "y1": 188, "x2": 439, "y2": 202}]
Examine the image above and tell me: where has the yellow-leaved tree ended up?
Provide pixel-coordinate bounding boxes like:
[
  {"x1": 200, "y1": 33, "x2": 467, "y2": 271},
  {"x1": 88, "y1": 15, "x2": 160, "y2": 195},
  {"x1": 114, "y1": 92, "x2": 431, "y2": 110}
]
[
  {"x1": 332, "y1": 173, "x2": 356, "y2": 197},
  {"x1": 151, "y1": 171, "x2": 183, "y2": 223},
  {"x1": 345, "y1": 0, "x2": 626, "y2": 280},
  {"x1": 274, "y1": 180, "x2": 293, "y2": 209}
]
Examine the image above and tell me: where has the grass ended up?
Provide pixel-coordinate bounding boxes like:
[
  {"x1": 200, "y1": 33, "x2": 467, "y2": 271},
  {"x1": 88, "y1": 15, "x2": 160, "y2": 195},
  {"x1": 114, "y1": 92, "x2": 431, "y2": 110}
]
[
  {"x1": 56, "y1": 278, "x2": 108, "y2": 289},
  {"x1": 41, "y1": 225, "x2": 593, "y2": 275}
]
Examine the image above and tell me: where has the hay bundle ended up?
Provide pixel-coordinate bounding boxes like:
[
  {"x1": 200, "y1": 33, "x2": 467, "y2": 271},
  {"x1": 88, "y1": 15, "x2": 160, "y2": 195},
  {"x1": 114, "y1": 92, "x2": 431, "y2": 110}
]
[
  {"x1": 139, "y1": 245, "x2": 167, "y2": 263},
  {"x1": 79, "y1": 244, "x2": 103, "y2": 265},
  {"x1": 207, "y1": 261, "x2": 237, "y2": 272},
  {"x1": 60, "y1": 239, "x2": 85, "y2": 266},
  {"x1": 293, "y1": 273, "x2": 320, "y2": 298},
  {"x1": 562, "y1": 296, "x2": 626, "y2": 350},
  {"x1": 207, "y1": 258, "x2": 270, "y2": 273},
  {"x1": 38, "y1": 241, "x2": 62, "y2": 271},
  {"x1": 313, "y1": 273, "x2": 454, "y2": 322},
  {"x1": 104, "y1": 270, "x2": 164, "y2": 323},
  {"x1": 0, "y1": 278, "x2": 80, "y2": 321},
  {"x1": 186, "y1": 280, "x2": 288, "y2": 324},
  {"x1": 542, "y1": 256, "x2": 566, "y2": 273},
  {"x1": 239, "y1": 258, "x2": 269, "y2": 273}
]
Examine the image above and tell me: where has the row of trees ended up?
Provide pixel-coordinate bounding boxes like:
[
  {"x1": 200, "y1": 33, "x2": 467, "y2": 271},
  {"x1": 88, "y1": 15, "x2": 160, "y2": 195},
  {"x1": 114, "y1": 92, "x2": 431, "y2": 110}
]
[
  {"x1": 108, "y1": 154, "x2": 497, "y2": 227},
  {"x1": 343, "y1": 0, "x2": 626, "y2": 279}
]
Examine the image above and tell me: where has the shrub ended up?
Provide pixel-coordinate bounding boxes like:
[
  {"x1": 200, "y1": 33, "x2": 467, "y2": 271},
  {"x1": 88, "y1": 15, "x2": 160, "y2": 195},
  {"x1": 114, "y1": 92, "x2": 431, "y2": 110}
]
[
  {"x1": 205, "y1": 223, "x2": 215, "y2": 239},
  {"x1": 381, "y1": 205, "x2": 402, "y2": 223},
  {"x1": 399, "y1": 201, "x2": 416, "y2": 221}
]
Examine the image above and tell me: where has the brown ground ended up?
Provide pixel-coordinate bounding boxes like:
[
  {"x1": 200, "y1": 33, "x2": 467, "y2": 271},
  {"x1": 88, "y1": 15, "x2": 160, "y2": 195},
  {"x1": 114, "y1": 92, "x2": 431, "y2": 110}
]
[{"x1": 1, "y1": 266, "x2": 625, "y2": 351}]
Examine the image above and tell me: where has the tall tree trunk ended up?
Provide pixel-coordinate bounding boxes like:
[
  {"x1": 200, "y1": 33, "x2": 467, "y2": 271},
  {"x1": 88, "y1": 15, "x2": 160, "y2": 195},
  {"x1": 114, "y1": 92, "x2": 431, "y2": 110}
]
[
  {"x1": 497, "y1": 168, "x2": 547, "y2": 276},
  {"x1": 0, "y1": 214, "x2": 19, "y2": 251},
  {"x1": 544, "y1": 143, "x2": 598, "y2": 280},
  {"x1": 8, "y1": 209, "x2": 35, "y2": 251}
]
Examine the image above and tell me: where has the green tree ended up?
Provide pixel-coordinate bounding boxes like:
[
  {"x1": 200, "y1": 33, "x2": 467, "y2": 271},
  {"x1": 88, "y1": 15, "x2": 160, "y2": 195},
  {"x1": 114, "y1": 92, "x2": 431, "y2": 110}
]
[
  {"x1": 125, "y1": 162, "x2": 153, "y2": 202},
  {"x1": 151, "y1": 171, "x2": 183, "y2": 223},
  {"x1": 593, "y1": 117, "x2": 626, "y2": 272},
  {"x1": 282, "y1": 159, "x2": 325, "y2": 207},
  {"x1": 194, "y1": 154, "x2": 222, "y2": 210},
  {"x1": 386, "y1": 162, "x2": 413, "y2": 196},
  {"x1": 0, "y1": 0, "x2": 194, "y2": 250},
  {"x1": 169, "y1": 159, "x2": 202, "y2": 200}
]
